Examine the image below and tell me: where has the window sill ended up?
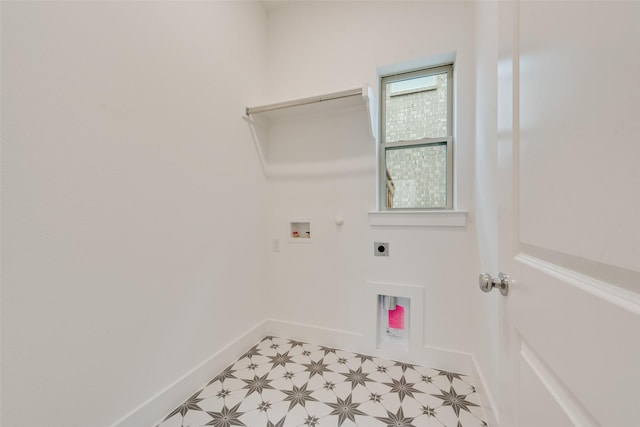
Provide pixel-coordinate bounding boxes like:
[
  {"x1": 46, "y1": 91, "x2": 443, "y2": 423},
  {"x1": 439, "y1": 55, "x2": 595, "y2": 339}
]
[{"x1": 368, "y1": 210, "x2": 467, "y2": 227}]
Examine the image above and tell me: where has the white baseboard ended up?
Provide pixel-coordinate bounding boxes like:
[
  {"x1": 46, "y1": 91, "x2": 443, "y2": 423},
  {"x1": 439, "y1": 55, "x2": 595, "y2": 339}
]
[
  {"x1": 109, "y1": 319, "x2": 268, "y2": 427},
  {"x1": 266, "y1": 318, "x2": 368, "y2": 354},
  {"x1": 266, "y1": 318, "x2": 475, "y2": 375},
  {"x1": 470, "y1": 354, "x2": 500, "y2": 427}
]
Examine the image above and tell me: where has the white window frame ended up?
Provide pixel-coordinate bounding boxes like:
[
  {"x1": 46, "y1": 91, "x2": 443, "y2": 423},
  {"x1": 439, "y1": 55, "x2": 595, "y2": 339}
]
[{"x1": 379, "y1": 64, "x2": 454, "y2": 210}]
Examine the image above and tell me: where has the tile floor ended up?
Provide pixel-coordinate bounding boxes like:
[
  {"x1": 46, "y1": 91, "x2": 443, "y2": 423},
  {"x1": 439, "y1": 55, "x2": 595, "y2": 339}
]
[{"x1": 156, "y1": 336, "x2": 487, "y2": 427}]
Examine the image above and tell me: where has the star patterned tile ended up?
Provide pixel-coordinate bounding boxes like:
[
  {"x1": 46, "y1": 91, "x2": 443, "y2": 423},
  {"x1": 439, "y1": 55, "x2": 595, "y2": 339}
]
[{"x1": 155, "y1": 336, "x2": 488, "y2": 427}]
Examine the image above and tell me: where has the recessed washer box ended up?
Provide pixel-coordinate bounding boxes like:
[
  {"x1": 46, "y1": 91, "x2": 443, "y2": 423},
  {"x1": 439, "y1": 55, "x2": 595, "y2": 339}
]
[{"x1": 289, "y1": 219, "x2": 312, "y2": 243}]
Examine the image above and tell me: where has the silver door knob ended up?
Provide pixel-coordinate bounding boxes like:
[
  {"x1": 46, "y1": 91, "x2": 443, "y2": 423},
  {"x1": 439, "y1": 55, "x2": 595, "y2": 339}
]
[{"x1": 478, "y1": 272, "x2": 510, "y2": 296}]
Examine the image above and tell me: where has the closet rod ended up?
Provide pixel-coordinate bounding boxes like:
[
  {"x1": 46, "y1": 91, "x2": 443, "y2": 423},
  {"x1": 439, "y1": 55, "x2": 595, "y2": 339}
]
[{"x1": 245, "y1": 88, "x2": 362, "y2": 116}]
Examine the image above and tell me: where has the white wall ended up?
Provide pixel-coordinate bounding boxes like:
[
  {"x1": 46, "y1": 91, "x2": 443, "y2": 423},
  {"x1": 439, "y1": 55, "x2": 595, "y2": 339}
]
[
  {"x1": 1, "y1": 2, "x2": 268, "y2": 426},
  {"x1": 264, "y1": 1, "x2": 477, "y2": 356}
]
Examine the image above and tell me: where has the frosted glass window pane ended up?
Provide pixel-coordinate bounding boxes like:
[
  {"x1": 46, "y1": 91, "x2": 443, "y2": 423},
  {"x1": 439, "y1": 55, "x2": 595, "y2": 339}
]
[
  {"x1": 389, "y1": 75, "x2": 437, "y2": 94},
  {"x1": 385, "y1": 143, "x2": 447, "y2": 209},
  {"x1": 384, "y1": 72, "x2": 448, "y2": 143}
]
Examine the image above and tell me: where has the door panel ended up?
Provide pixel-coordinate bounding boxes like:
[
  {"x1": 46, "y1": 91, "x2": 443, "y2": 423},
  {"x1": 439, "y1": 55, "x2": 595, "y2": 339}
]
[
  {"x1": 519, "y1": 343, "x2": 575, "y2": 427},
  {"x1": 510, "y1": 260, "x2": 640, "y2": 425},
  {"x1": 497, "y1": 2, "x2": 640, "y2": 426},
  {"x1": 517, "y1": 1, "x2": 640, "y2": 273}
]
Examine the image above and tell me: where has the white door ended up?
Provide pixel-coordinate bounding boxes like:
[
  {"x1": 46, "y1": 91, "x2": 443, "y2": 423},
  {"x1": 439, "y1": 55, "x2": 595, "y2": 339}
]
[{"x1": 495, "y1": 2, "x2": 640, "y2": 426}]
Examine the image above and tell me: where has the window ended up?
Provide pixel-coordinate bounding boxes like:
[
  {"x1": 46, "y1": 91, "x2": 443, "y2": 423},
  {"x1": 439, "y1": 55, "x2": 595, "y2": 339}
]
[{"x1": 380, "y1": 64, "x2": 453, "y2": 209}]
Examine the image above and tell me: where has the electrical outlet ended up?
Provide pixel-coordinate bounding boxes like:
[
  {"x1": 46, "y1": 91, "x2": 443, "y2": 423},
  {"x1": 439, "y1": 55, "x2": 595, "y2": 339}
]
[{"x1": 374, "y1": 242, "x2": 389, "y2": 256}]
